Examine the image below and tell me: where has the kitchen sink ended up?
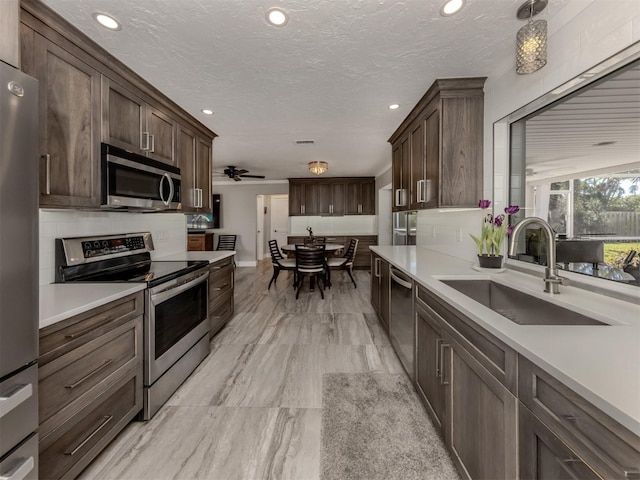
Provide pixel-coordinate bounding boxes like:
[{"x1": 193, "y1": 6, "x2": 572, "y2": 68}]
[{"x1": 442, "y1": 280, "x2": 608, "y2": 326}]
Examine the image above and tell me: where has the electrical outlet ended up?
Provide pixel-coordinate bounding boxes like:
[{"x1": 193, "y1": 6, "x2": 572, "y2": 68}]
[
  {"x1": 456, "y1": 228, "x2": 463, "y2": 242},
  {"x1": 157, "y1": 231, "x2": 168, "y2": 241}
]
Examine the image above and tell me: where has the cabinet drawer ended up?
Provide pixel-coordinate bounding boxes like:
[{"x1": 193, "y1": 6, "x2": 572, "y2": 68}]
[
  {"x1": 209, "y1": 256, "x2": 233, "y2": 272},
  {"x1": 416, "y1": 284, "x2": 517, "y2": 394},
  {"x1": 187, "y1": 235, "x2": 205, "y2": 251},
  {"x1": 39, "y1": 316, "x2": 142, "y2": 428},
  {"x1": 209, "y1": 267, "x2": 233, "y2": 296},
  {"x1": 39, "y1": 292, "x2": 143, "y2": 365},
  {"x1": 210, "y1": 290, "x2": 234, "y2": 338},
  {"x1": 519, "y1": 404, "x2": 601, "y2": 480},
  {"x1": 519, "y1": 356, "x2": 640, "y2": 479},
  {"x1": 39, "y1": 369, "x2": 142, "y2": 480}
]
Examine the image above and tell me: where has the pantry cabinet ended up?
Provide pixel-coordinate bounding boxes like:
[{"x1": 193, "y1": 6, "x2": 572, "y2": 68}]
[{"x1": 389, "y1": 77, "x2": 485, "y2": 211}]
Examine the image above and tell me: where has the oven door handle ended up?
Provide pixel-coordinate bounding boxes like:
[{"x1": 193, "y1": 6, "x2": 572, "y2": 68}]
[{"x1": 151, "y1": 270, "x2": 208, "y2": 305}]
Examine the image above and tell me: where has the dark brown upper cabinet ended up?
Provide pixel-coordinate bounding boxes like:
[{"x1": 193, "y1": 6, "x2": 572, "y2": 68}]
[
  {"x1": 102, "y1": 77, "x2": 177, "y2": 166},
  {"x1": 389, "y1": 77, "x2": 486, "y2": 211},
  {"x1": 20, "y1": 26, "x2": 101, "y2": 208},
  {"x1": 20, "y1": 0, "x2": 216, "y2": 210},
  {"x1": 288, "y1": 178, "x2": 374, "y2": 216},
  {"x1": 178, "y1": 125, "x2": 213, "y2": 214}
]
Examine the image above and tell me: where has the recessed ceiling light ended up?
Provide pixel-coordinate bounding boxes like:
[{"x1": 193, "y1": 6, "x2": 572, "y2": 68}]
[
  {"x1": 92, "y1": 12, "x2": 121, "y2": 31},
  {"x1": 388, "y1": 104, "x2": 400, "y2": 110},
  {"x1": 440, "y1": 0, "x2": 466, "y2": 16},
  {"x1": 201, "y1": 109, "x2": 214, "y2": 115},
  {"x1": 266, "y1": 7, "x2": 288, "y2": 27}
]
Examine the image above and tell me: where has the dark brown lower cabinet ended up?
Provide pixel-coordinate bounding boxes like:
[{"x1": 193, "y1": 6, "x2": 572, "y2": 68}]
[
  {"x1": 520, "y1": 405, "x2": 601, "y2": 480},
  {"x1": 414, "y1": 285, "x2": 517, "y2": 480},
  {"x1": 370, "y1": 253, "x2": 390, "y2": 332},
  {"x1": 447, "y1": 335, "x2": 517, "y2": 480},
  {"x1": 415, "y1": 302, "x2": 446, "y2": 429},
  {"x1": 208, "y1": 256, "x2": 235, "y2": 338}
]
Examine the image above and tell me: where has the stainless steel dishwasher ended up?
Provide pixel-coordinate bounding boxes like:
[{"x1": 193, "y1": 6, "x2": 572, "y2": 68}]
[{"x1": 389, "y1": 267, "x2": 414, "y2": 380}]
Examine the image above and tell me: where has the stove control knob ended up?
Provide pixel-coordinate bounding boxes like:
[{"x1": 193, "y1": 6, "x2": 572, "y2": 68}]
[{"x1": 102, "y1": 248, "x2": 110, "y2": 254}]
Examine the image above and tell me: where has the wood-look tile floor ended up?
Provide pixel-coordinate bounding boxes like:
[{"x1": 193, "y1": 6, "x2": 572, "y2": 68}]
[{"x1": 79, "y1": 261, "x2": 404, "y2": 480}]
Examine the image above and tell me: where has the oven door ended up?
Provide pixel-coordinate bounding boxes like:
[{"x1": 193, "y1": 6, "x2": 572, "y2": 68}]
[{"x1": 145, "y1": 268, "x2": 209, "y2": 385}]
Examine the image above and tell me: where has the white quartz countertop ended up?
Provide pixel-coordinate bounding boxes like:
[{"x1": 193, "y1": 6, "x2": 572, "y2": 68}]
[
  {"x1": 156, "y1": 251, "x2": 235, "y2": 263},
  {"x1": 40, "y1": 283, "x2": 146, "y2": 329},
  {"x1": 370, "y1": 245, "x2": 640, "y2": 435}
]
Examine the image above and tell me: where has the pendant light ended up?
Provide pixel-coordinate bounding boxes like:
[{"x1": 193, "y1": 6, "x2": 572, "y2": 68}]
[{"x1": 516, "y1": 0, "x2": 548, "y2": 75}]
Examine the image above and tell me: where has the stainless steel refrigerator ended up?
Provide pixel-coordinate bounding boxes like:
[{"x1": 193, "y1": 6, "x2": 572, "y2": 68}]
[
  {"x1": 0, "y1": 61, "x2": 39, "y2": 480},
  {"x1": 393, "y1": 211, "x2": 417, "y2": 245}
]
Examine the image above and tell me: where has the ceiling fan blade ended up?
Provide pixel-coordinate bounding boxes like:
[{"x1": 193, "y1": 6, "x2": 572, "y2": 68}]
[
  {"x1": 239, "y1": 174, "x2": 266, "y2": 179},
  {"x1": 233, "y1": 176, "x2": 242, "y2": 182},
  {"x1": 234, "y1": 169, "x2": 249, "y2": 175}
]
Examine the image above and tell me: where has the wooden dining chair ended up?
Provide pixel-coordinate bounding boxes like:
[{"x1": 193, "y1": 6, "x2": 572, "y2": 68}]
[
  {"x1": 326, "y1": 238, "x2": 358, "y2": 288},
  {"x1": 295, "y1": 244, "x2": 327, "y2": 299},
  {"x1": 268, "y1": 239, "x2": 296, "y2": 290}
]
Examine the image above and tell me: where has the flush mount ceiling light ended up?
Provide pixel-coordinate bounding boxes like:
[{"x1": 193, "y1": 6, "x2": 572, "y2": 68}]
[
  {"x1": 266, "y1": 7, "x2": 288, "y2": 27},
  {"x1": 308, "y1": 161, "x2": 328, "y2": 175},
  {"x1": 388, "y1": 104, "x2": 400, "y2": 110},
  {"x1": 92, "y1": 12, "x2": 121, "y2": 31},
  {"x1": 440, "y1": 0, "x2": 466, "y2": 17},
  {"x1": 516, "y1": 0, "x2": 548, "y2": 75},
  {"x1": 201, "y1": 109, "x2": 214, "y2": 115}
]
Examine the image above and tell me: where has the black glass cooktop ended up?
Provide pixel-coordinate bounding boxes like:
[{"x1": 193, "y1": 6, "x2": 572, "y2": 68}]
[{"x1": 58, "y1": 255, "x2": 208, "y2": 287}]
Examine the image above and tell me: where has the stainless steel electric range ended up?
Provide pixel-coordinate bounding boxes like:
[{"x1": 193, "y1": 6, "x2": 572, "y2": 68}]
[{"x1": 55, "y1": 232, "x2": 210, "y2": 420}]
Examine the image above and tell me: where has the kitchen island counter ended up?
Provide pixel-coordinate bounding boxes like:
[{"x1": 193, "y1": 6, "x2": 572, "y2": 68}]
[
  {"x1": 370, "y1": 245, "x2": 640, "y2": 435},
  {"x1": 156, "y1": 251, "x2": 235, "y2": 263}
]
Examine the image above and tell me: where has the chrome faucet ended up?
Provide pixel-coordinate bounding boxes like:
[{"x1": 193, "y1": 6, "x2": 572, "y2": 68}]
[{"x1": 508, "y1": 217, "x2": 565, "y2": 294}]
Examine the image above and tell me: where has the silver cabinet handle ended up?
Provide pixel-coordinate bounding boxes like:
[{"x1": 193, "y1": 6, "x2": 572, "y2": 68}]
[
  {"x1": 64, "y1": 359, "x2": 113, "y2": 389},
  {"x1": 142, "y1": 131, "x2": 150, "y2": 151},
  {"x1": 395, "y1": 189, "x2": 400, "y2": 206},
  {"x1": 193, "y1": 189, "x2": 198, "y2": 208},
  {"x1": 358, "y1": 204, "x2": 362, "y2": 214},
  {"x1": 0, "y1": 456, "x2": 34, "y2": 480},
  {"x1": 149, "y1": 134, "x2": 155, "y2": 153},
  {"x1": 625, "y1": 470, "x2": 640, "y2": 479},
  {"x1": 374, "y1": 257, "x2": 381, "y2": 278},
  {"x1": 301, "y1": 205, "x2": 305, "y2": 214},
  {"x1": 65, "y1": 415, "x2": 113, "y2": 456},
  {"x1": 435, "y1": 338, "x2": 443, "y2": 377},
  {"x1": 439, "y1": 343, "x2": 450, "y2": 385},
  {"x1": 417, "y1": 179, "x2": 426, "y2": 203},
  {"x1": 0, "y1": 384, "x2": 33, "y2": 418},
  {"x1": 213, "y1": 283, "x2": 229, "y2": 291},
  {"x1": 43, "y1": 154, "x2": 51, "y2": 195}
]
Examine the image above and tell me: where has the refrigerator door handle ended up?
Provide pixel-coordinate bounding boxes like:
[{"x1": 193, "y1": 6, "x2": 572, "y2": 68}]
[
  {"x1": 0, "y1": 455, "x2": 34, "y2": 480},
  {"x1": 0, "y1": 383, "x2": 33, "y2": 418}
]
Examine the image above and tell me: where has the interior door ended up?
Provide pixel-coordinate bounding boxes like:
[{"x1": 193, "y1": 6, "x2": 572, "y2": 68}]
[
  {"x1": 256, "y1": 195, "x2": 264, "y2": 260},
  {"x1": 271, "y1": 195, "x2": 289, "y2": 248}
]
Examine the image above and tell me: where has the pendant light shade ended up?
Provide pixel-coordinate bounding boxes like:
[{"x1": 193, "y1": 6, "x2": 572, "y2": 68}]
[
  {"x1": 308, "y1": 161, "x2": 328, "y2": 175},
  {"x1": 515, "y1": 0, "x2": 548, "y2": 75},
  {"x1": 516, "y1": 19, "x2": 547, "y2": 74}
]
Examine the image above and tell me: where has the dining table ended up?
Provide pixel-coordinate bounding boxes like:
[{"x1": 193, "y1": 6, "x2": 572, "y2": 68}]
[{"x1": 280, "y1": 243, "x2": 344, "y2": 255}]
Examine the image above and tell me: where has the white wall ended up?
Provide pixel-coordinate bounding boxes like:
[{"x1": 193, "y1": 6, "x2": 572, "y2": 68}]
[
  {"x1": 212, "y1": 182, "x2": 289, "y2": 266},
  {"x1": 417, "y1": 0, "x2": 640, "y2": 261},
  {"x1": 39, "y1": 210, "x2": 187, "y2": 285}
]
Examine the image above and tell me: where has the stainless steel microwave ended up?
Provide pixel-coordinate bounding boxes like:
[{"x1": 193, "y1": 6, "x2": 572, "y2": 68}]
[{"x1": 101, "y1": 143, "x2": 181, "y2": 211}]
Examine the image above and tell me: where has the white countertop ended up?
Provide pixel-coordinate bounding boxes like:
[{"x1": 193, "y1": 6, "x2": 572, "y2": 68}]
[
  {"x1": 156, "y1": 251, "x2": 235, "y2": 263},
  {"x1": 289, "y1": 232, "x2": 377, "y2": 236},
  {"x1": 370, "y1": 245, "x2": 640, "y2": 435},
  {"x1": 40, "y1": 251, "x2": 235, "y2": 329},
  {"x1": 40, "y1": 283, "x2": 146, "y2": 329}
]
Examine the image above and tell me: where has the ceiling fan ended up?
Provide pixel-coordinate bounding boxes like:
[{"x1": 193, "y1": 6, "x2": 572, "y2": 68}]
[{"x1": 214, "y1": 166, "x2": 266, "y2": 181}]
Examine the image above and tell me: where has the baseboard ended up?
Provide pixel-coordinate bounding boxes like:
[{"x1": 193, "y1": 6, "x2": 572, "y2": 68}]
[{"x1": 237, "y1": 260, "x2": 257, "y2": 267}]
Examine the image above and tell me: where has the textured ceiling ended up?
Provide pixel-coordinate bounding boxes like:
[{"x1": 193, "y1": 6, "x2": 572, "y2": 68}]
[
  {"x1": 42, "y1": 0, "x2": 569, "y2": 181},
  {"x1": 526, "y1": 62, "x2": 640, "y2": 182}
]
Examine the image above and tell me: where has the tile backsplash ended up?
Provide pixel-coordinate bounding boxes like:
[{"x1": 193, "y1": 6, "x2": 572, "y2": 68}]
[
  {"x1": 416, "y1": 209, "x2": 481, "y2": 262},
  {"x1": 290, "y1": 215, "x2": 377, "y2": 235},
  {"x1": 40, "y1": 210, "x2": 187, "y2": 285}
]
